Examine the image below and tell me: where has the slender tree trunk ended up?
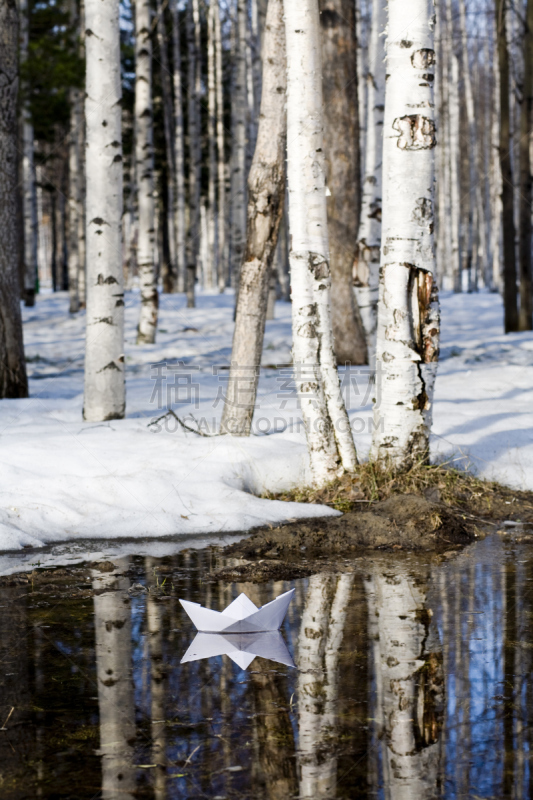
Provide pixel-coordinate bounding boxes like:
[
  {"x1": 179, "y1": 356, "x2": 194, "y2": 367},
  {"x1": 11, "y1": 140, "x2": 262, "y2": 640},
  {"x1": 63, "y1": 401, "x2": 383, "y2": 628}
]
[
  {"x1": 146, "y1": 558, "x2": 167, "y2": 799},
  {"x1": 214, "y1": 0, "x2": 227, "y2": 291},
  {"x1": 496, "y1": 0, "x2": 519, "y2": 332},
  {"x1": 186, "y1": 0, "x2": 201, "y2": 308},
  {"x1": 83, "y1": 0, "x2": 125, "y2": 421},
  {"x1": 490, "y1": 22, "x2": 503, "y2": 291},
  {"x1": 19, "y1": 0, "x2": 38, "y2": 307},
  {"x1": 0, "y1": 0, "x2": 28, "y2": 398},
  {"x1": 77, "y1": 0, "x2": 87, "y2": 307},
  {"x1": 220, "y1": 0, "x2": 286, "y2": 437},
  {"x1": 172, "y1": 0, "x2": 186, "y2": 293},
  {"x1": 518, "y1": 0, "x2": 533, "y2": 330},
  {"x1": 371, "y1": 0, "x2": 440, "y2": 468},
  {"x1": 448, "y1": 18, "x2": 462, "y2": 292},
  {"x1": 156, "y1": 0, "x2": 177, "y2": 293},
  {"x1": 206, "y1": 0, "x2": 217, "y2": 290},
  {"x1": 319, "y1": 0, "x2": 367, "y2": 366},
  {"x1": 135, "y1": 0, "x2": 158, "y2": 344},
  {"x1": 284, "y1": 0, "x2": 357, "y2": 484},
  {"x1": 230, "y1": 0, "x2": 248, "y2": 292},
  {"x1": 68, "y1": 92, "x2": 80, "y2": 313},
  {"x1": 355, "y1": 0, "x2": 386, "y2": 365}
]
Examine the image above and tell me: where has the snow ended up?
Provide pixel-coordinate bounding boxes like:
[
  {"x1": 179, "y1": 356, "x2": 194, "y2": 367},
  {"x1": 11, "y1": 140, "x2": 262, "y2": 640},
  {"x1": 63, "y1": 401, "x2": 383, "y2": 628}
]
[{"x1": 0, "y1": 288, "x2": 532, "y2": 558}]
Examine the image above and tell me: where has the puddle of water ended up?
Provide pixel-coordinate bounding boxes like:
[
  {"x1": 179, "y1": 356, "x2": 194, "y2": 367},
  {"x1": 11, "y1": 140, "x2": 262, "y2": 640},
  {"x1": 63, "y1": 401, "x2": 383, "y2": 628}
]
[{"x1": 0, "y1": 534, "x2": 532, "y2": 798}]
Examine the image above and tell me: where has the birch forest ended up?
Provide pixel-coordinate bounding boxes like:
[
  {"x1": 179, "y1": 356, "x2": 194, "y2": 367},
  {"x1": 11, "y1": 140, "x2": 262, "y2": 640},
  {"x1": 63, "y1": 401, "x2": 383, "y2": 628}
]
[{"x1": 0, "y1": 0, "x2": 532, "y2": 481}]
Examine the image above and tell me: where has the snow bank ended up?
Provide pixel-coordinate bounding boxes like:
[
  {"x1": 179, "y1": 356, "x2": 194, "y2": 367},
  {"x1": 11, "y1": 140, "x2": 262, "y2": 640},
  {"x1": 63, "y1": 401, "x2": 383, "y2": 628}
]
[{"x1": 1, "y1": 289, "x2": 532, "y2": 554}]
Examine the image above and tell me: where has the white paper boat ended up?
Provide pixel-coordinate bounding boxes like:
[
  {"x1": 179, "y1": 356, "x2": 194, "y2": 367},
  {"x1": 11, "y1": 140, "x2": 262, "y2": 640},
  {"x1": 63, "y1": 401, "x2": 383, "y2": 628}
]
[
  {"x1": 181, "y1": 630, "x2": 295, "y2": 670},
  {"x1": 179, "y1": 588, "x2": 295, "y2": 633}
]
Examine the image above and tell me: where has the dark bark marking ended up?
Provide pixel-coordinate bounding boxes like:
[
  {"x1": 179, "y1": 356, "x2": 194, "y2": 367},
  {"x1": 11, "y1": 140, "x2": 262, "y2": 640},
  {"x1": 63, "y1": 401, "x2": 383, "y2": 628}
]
[
  {"x1": 393, "y1": 115, "x2": 436, "y2": 150},
  {"x1": 97, "y1": 361, "x2": 120, "y2": 373},
  {"x1": 91, "y1": 217, "x2": 109, "y2": 227},
  {"x1": 411, "y1": 48, "x2": 435, "y2": 69},
  {"x1": 96, "y1": 274, "x2": 118, "y2": 285}
]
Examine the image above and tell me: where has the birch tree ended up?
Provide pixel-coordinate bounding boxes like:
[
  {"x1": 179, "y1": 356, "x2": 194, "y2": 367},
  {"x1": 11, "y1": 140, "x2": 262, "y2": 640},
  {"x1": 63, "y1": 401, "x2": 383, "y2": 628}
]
[
  {"x1": 83, "y1": 0, "x2": 126, "y2": 421},
  {"x1": 214, "y1": 0, "x2": 227, "y2": 290},
  {"x1": 68, "y1": 0, "x2": 82, "y2": 314},
  {"x1": 284, "y1": 0, "x2": 357, "y2": 484},
  {"x1": 206, "y1": 0, "x2": 217, "y2": 289},
  {"x1": 135, "y1": 0, "x2": 158, "y2": 344},
  {"x1": 186, "y1": 0, "x2": 201, "y2": 308},
  {"x1": 221, "y1": 0, "x2": 286, "y2": 436},
  {"x1": 172, "y1": 0, "x2": 186, "y2": 293},
  {"x1": 19, "y1": 0, "x2": 38, "y2": 307},
  {"x1": 496, "y1": 0, "x2": 519, "y2": 332},
  {"x1": 518, "y1": 0, "x2": 533, "y2": 331},
  {"x1": 230, "y1": 0, "x2": 248, "y2": 290},
  {"x1": 0, "y1": 0, "x2": 29, "y2": 398},
  {"x1": 319, "y1": 0, "x2": 367, "y2": 366},
  {"x1": 371, "y1": 0, "x2": 440, "y2": 468},
  {"x1": 355, "y1": 0, "x2": 386, "y2": 365}
]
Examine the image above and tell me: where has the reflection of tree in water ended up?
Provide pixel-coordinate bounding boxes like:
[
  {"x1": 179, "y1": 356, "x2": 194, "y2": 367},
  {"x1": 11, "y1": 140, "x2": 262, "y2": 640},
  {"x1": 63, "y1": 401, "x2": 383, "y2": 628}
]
[
  {"x1": 92, "y1": 558, "x2": 136, "y2": 800},
  {"x1": 366, "y1": 562, "x2": 444, "y2": 799},
  {"x1": 146, "y1": 556, "x2": 167, "y2": 799},
  {"x1": 297, "y1": 572, "x2": 354, "y2": 799}
]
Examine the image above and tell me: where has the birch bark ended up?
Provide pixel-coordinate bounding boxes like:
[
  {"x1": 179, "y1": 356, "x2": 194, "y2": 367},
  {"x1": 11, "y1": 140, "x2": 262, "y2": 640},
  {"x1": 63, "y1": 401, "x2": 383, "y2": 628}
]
[
  {"x1": 19, "y1": 0, "x2": 38, "y2": 307},
  {"x1": 77, "y1": 3, "x2": 87, "y2": 309},
  {"x1": 319, "y1": 0, "x2": 367, "y2": 366},
  {"x1": 172, "y1": 0, "x2": 186, "y2": 293},
  {"x1": 285, "y1": 0, "x2": 357, "y2": 484},
  {"x1": 214, "y1": 0, "x2": 227, "y2": 291},
  {"x1": 371, "y1": 0, "x2": 440, "y2": 468},
  {"x1": 0, "y1": 0, "x2": 29, "y2": 398},
  {"x1": 230, "y1": 0, "x2": 248, "y2": 291},
  {"x1": 83, "y1": 0, "x2": 126, "y2": 421},
  {"x1": 185, "y1": 0, "x2": 201, "y2": 308},
  {"x1": 518, "y1": 0, "x2": 533, "y2": 330},
  {"x1": 496, "y1": 0, "x2": 519, "y2": 332},
  {"x1": 135, "y1": 0, "x2": 158, "y2": 344},
  {"x1": 355, "y1": 0, "x2": 386, "y2": 365},
  {"x1": 220, "y1": 0, "x2": 286, "y2": 437},
  {"x1": 68, "y1": 0, "x2": 82, "y2": 314},
  {"x1": 445, "y1": 0, "x2": 462, "y2": 294},
  {"x1": 206, "y1": 0, "x2": 217, "y2": 289}
]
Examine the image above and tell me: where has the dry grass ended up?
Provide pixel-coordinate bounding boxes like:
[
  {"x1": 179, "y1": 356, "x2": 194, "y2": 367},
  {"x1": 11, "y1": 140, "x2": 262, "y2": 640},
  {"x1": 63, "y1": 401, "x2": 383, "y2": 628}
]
[{"x1": 264, "y1": 457, "x2": 533, "y2": 520}]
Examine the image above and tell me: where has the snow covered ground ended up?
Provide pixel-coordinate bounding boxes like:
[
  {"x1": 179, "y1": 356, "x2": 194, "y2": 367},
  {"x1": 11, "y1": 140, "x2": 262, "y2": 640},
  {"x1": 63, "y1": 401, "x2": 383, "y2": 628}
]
[{"x1": 0, "y1": 288, "x2": 532, "y2": 558}]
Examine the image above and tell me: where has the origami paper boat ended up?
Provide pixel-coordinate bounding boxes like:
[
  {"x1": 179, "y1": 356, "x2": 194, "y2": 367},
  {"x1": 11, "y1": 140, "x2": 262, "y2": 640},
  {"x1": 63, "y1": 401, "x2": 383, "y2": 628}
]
[
  {"x1": 179, "y1": 588, "x2": 295, "y2": 633},
  {"x1": 181, "y1": 631, "x2": 295, "y2": 670}
]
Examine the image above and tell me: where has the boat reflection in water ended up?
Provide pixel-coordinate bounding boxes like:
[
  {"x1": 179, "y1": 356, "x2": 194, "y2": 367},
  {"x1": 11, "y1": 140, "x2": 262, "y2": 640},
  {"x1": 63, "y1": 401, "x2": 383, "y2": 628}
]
[{"x1": 181, "y1": 630, "x2": 296, "y2": 669}]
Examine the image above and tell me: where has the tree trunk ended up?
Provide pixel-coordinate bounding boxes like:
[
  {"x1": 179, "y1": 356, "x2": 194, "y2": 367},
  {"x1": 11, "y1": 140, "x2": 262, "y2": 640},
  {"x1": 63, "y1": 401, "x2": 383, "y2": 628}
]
[
  {"x1": 518, "y1": 0, "x2": 533, "y2": 331},
  {"x1": 186, "y1": 0, "x2": 201, "y2": 308},
  {"x1": 230, "y1": 0, "x2": 248, "y2": 292},
  {"x1": 214, "y1": 0, "x2": 227, "y2": 291},
  {"x1": 19, "y1": 0, "x2": 38, "y2": 307},
  {"x1": 156, "y1": 0, "x2": 177, "y2": 294},
  {"x1": 319, "y1": 0, "x2": 367, "y2": 366},
  {"x1": 68, "y1": 91, "x2": 81, "y2": 311},
  {"x1": 284, "y1": 0, "x2": 357, "y2": 484},
  {"x1": 371, "y1": 0, "x2": 440, "y2": 468},
  {"x1": 135, "y1": 0, "x2": 158, "y2": 344},
  {"x1": 220, "y1": 0, "x2": 286, "y2": 437},
  {"x1": 77, "y1": 2, "x2": 87, "y2": 309},
  {"x1": 172, "y1": 0, "x2": 186, "y2": 293},
  {"x1": 0, "y1": 0, "x2": 28, "y2": 398},
  {"x1": 355, "y1": 0, "x2": 386, "y2": 365},
  {"x1": 444, "y1": 0, "x2": 462, "y2": 294},
  {"x1": 206, "y1": 0, "x2": 217, "y2": 290},
  {"x1": 83, "y1": 0, "x2": 125, "y2": 421},
  {"x1": 496, "y1": 0, "x2": 519, "y2": 332}
]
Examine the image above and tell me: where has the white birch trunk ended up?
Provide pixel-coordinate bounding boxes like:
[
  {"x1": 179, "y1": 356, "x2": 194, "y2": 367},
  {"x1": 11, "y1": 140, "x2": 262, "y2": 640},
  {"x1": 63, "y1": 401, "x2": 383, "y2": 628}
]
[
  {"x1": 214, "y1": 0, "x2": 227, "y2": 291},
  {"x1": 92, "y1": 561, "x2": 136, "y2": 799},
  {"x1": 135, "y1": 0, "x2": 158, "y2": 344},
  {"x1": 77, "y1": 1, "x2": 87, "y2": 310},
  {"x1": 83, "y1": 0, "x2": 126, "y2": 421},
  {"x1": 172, "y1": 0, "x2": 187, "y2": 293},
  {"x1": 355, "y1": 0, "x2": 386, "y2": 365},
  {"x1": 230, "y1": 0, "x2": 248, "y2": 290},
  {"x1": 284, "y1": 0, "x2": 357, "y2": 484},
  {"x1": 19, "y1": 0, "x2": 38, "y2": 307},
  {"x1": 185, "y1": 0, "x2": 201, "y2": 308},
  {"x1": 68, "y1": 90, "x2": 80, "y2": 313},
  {"x1": 206, "y1": 0, "x2": 217, "y2": 290},
  {"x1": 444, "y1": 0, "x2": 461, "y2": 293},
  {"x1": 146, "y1": 557, "x2": 167, "y2": 798},
  {"x1": 490, "y1": 24, "x2": 503, "y2": 291},
  {"x1": 371, "y1": 0, "x2": 440, "y2": 467},
  {"x1": 355, "y1": 0, "x2": 368, "y2": 176}
]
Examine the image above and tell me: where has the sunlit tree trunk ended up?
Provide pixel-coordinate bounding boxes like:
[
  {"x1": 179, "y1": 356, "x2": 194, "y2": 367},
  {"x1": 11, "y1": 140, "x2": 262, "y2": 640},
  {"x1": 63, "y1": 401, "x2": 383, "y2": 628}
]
[
  {"x1": 518, "y1": 0, "x2": 533, "y2": 330},
  {"x1": 83, "y1": 0, "x2": 125, "y2": 421},
  {"x1": 371, "y1": 0, "x2": 440, "y2": 468},
  {"x1": 444, "y1": 0, "x2": 462, "y2": 293},
  {"x1": 186, "y1": 0, "x2": 201, "y2": 308},
  {"x1": 68, "y1": 0, "x2": 82, "y2": 314},
  {"x1": 355, "y1": 0, "x2": 386, "y2": 364},
  {"x1": 19, "y1": 0, "x2": 38, "y2": 307},
  {"x1": 0, "y1": 0, "x2": 28, "y2": 398},
  {"x1": 284, "y1": 0, "x2": 357, "y2": 484},
  {"x1": 221, "y1": 0, "x2": 286, "y2": 436},
  {"x1": 230, "y1": 0, "x2": 248, "y2": 291},
  {"x1": 490, "y1": 25, "x2": 503, "y2": 291},
  {"x1": 319, "y1": 0, "x2": 367, "y2": 366},
  {"x1": 156, "y1": 0, "x2": 177, "y2": 293},
  {"x1": 77, "y1": 2, "x2": 87, "y2": 309},
  {"x1": 206, "y1": 0, "x2": 217, "y2": 289},
  {"x1": 135, "y1": 0, "x2": 158, "y2": 344},
  {"x1": 496, "y1": 0, "x2": 519, "y2": 332},
  {"x1": 93, "y1": 561, "x2": 136, "y2": 800},
  {"x1": 172, "y1": 0, "x2": 186, "y2": 293},
  {"x1": 214, "y1": 0, "x2": 227, "y2": 291}
]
